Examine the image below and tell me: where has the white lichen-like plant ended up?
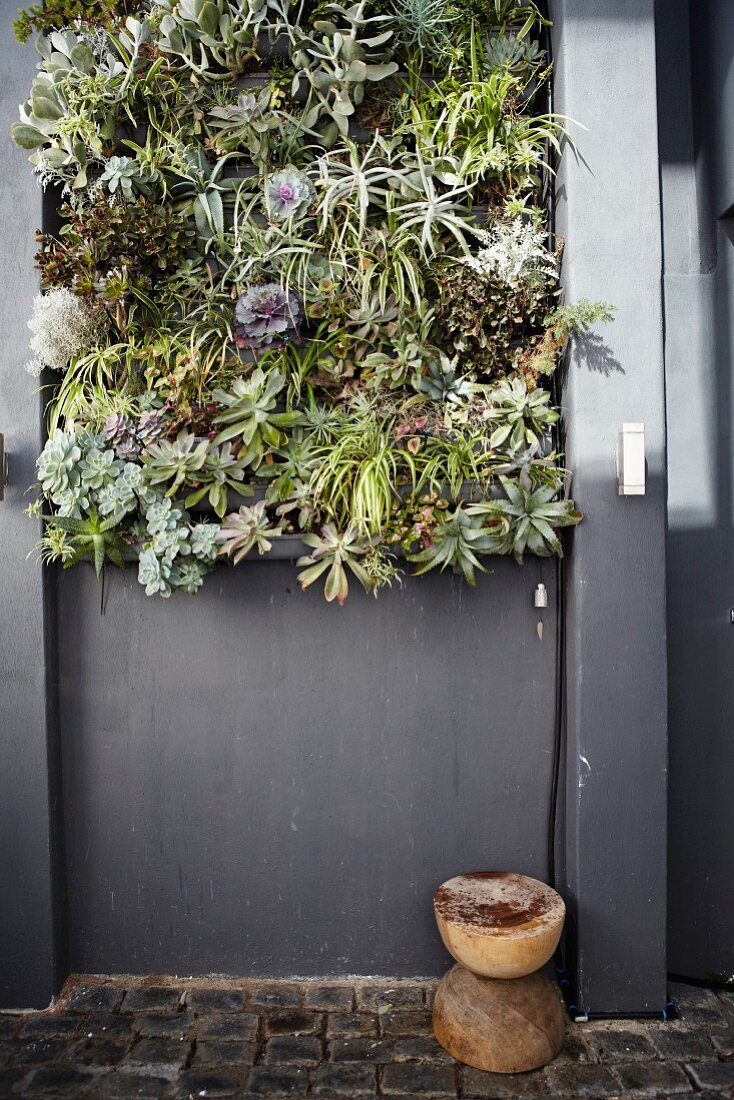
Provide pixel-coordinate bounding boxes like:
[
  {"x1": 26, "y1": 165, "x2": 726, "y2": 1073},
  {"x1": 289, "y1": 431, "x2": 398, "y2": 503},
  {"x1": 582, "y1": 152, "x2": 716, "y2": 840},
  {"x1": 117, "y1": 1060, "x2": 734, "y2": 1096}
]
[
  {"x1": 460, "y1": 217, "x2": 559, "y2": 287},
  {"x1": 26, "y1": 288, "x2": 98, "y2": 376}
]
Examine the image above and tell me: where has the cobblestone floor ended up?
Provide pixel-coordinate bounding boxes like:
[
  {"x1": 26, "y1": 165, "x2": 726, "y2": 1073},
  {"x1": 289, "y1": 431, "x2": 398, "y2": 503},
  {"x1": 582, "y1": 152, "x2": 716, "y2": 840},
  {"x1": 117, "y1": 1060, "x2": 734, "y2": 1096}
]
[{"x1": 0, "y1": 976, "x2": 732, "y2": 1099}]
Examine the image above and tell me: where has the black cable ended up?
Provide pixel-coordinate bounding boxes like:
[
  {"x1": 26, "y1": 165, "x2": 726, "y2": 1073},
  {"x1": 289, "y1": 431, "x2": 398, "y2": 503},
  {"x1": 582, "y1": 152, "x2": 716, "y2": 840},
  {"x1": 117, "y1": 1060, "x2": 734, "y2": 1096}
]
[{"x1": 535, "y1": 0, "x2": 564, "y2": 896}]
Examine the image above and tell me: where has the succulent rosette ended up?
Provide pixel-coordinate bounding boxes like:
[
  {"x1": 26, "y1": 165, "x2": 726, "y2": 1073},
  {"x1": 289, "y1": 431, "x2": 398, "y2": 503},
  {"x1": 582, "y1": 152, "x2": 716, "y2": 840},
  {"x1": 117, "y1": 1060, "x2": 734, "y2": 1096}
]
[{"x1": 233, "y1": 282, "x2": 305, "y2": 351}]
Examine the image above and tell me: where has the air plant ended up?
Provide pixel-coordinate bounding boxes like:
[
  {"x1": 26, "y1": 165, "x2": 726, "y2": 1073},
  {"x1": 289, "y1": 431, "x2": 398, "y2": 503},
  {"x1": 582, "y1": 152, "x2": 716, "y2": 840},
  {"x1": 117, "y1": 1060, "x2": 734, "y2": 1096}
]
[{"x1": 390, "y1": 0, "x2": 456, "y2": 59}]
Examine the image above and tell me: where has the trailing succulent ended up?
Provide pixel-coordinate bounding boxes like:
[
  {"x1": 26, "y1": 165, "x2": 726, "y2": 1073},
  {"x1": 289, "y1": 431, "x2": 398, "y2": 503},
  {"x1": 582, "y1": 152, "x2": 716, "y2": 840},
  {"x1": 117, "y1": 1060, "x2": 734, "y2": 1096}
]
[{"x1": 14, "y1": 0, "x2": 613, "y2": 602}]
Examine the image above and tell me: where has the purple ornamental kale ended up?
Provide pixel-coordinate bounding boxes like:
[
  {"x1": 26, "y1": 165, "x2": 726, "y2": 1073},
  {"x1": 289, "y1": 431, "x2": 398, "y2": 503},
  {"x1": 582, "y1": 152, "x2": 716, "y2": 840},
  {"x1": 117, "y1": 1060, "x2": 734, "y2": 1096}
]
[{"x1": 233, "y1": 282, "x2": 305, "y2": 351}]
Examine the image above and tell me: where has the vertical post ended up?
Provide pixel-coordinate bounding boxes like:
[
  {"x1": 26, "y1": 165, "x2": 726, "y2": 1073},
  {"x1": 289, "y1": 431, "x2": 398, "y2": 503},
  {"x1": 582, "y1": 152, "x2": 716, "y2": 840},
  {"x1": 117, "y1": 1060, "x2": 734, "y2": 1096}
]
[
  {"x1": 552, "y1": 0, "x2": 669, "y2": 1013},
  {"x1": 0, "y1": 8, "x2": 59, "y2": 1007}
]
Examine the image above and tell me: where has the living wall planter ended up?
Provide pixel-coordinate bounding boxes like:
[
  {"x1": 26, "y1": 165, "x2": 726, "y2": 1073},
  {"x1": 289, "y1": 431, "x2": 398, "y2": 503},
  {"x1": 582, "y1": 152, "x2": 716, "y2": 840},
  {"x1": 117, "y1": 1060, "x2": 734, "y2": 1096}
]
[{"x1": 11, "y1": 0, "x2": 610, "y2": 603}]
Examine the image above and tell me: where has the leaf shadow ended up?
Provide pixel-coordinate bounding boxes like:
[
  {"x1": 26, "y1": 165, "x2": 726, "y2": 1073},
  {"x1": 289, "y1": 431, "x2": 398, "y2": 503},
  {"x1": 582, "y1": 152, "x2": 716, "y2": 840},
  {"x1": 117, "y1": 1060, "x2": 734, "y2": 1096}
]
[{"x1": 573, "y1": 332, "x2": 625, "y2": 376}]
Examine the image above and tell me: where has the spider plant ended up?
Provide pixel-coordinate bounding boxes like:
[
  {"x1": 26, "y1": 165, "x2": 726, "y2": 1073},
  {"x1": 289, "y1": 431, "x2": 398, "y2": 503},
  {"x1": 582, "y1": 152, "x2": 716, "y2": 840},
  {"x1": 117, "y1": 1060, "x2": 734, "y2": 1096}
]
[
  {"x1": 48, "y1": 344, "x2": 140, "y2": 434},
  {"x1": 308, "y1": 407, "x2": 416, "y2": 535}
]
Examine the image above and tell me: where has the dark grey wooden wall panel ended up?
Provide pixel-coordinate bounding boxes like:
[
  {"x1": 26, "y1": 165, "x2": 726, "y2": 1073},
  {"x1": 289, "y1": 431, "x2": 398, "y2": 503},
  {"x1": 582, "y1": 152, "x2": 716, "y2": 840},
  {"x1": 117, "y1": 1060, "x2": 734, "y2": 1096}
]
[
  {"x1": 552, "y1": 0, "x2": 669, "y2": 1014},
  {"x1": 658, "y1": 0, "x2": 734, "y2": 979},
  {"x1": 57, "y1": 559, "x2": 557, "y2": 977},
  {"x1": 0, "y1": 5, "x2": 59, "y2": 1008}
]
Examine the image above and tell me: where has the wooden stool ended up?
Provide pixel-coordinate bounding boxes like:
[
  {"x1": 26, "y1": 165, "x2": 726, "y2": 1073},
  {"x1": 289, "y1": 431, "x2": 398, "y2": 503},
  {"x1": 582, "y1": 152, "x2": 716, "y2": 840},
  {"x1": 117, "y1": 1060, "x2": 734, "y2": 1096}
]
[{"x1": 432, "y1": 872, "x2": 566, "y2": 1073}]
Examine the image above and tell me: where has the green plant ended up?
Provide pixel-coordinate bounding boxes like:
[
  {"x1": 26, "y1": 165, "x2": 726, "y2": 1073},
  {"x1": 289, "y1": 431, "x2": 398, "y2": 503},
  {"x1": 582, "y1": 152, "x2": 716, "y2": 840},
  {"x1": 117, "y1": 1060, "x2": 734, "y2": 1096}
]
[
  {"x1": 142, "y1": 431, "x2": 209, "y2": 496},
  {"x1": 212, "y1": 369, "x2": 303, "y2": 466},
  {"x1": 415, "y1": 355, "x2": 474, "y2": 404},
  {"x1": 13, "y1": 0, "x2": 602, "y2": 602},
  {"x1": 13, "y1": 0, "x2": 125, "y2": 43},
  {"x1": 100, "y1": 154, "x2": 158, "y2": 199},
  {"x1": 46, "y1": 510, "x2": 127, "y2": 577},
  {"x1": 207, "y1": 88, "x2": 284, "y2": 163},
  {"x1": 217, "y1": 500, "x2": 284, "y2": 562},
  {"x1": 483, "y1": 376, "x2": 558, "y2": 450},
  {"x1": 408, "y1": 503, "x2": 507, "y2": 585},
  {"x1": 297, "y1": 523, "x2": 375, "y2": 603},
  {"x1": 517, "y1": 298, "x2": 617, "y2": 382},
  {"x1": 35, "y1": 198, "x2": 196, "y2": 311},
  {"x1": 307, "y1": 407, "x2": 415, "y2": 535},
  {"x1": 184, "y1": 443, "x2": 252, "y2": 517},
  {"x1": 291, "y1": 0, "x2": 399, "y2": 143},
  {"x1": 457, "y1": 0, "x2": 548, "y2": 34},
  {"x1": 468, "y1": 476, "x2": 581, "y2": 561},
  {"x1": 155, "y1": 0, "x2": 263, "y2": 80}
]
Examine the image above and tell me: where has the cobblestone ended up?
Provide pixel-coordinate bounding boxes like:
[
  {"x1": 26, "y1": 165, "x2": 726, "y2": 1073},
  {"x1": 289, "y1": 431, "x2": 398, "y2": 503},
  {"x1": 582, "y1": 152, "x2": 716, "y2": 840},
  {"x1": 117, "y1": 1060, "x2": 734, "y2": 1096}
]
[
  {"x1": 19, "y1": 1015, "x2": 79, "y2": 1038},
  {"x1": 0, "y1": 975, "x2": 731, "y2": 1097},
  {"x1": 586, "y1": 1026, "x2": 659, "y2": 1061},
  {"x1": 192, "y1": 1038, "x2": 257, "y2": 1065},
  {"x1": 120, "y1": 986, "x2": 185, "y2": 1014},
  {"x1": 325, "y1": 1012, "x2": 378, "y2": 1038},
  {"x1": 462, "y1": 1065, "x2": 548, "y2": 1097},
  {"x1": 195, "y1": 1012, "x2": 259, "y2": 1040},
  {"x1": 185, "y1": 986, "x2": 248, "y2": 1014},
  {"x1": 356, "y1": 982, "x2": 425, "y2": 1011},
  {"x1": 613, "y1": 1059, "x2": 692, "y2": 1095},
  {"x1": 329, "y1": 1036, "x2": 393, "y2": 1062},
  {"x1": 311, "y1": 1061, "x2": 376, "y2": 1095},
  {"x1": 62, "y1": 982, "x2": 123, "y2": 1013},
  {"x1": 381, "y1": 1062, "x2": 456, "y2": 1094},
  {"x1": 264, "y1": 1010, "x2": 322, "y2": 1037},
  {"x1": 304, "y1": 983, "x2": 355, "y2": 1011}
]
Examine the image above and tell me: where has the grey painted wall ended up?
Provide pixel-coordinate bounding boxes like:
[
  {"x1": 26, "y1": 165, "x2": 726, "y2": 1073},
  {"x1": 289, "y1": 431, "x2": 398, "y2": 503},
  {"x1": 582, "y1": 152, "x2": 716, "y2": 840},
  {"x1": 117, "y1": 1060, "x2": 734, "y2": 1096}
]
[
  {"x1": 552, "y1": 0, "x2": 669, "y2": 1014},
  {"x1": 0, "y1": 9, "x2": 60, "y2": 1008},
  {"x1": 57, "y1": 559, "x2": 557, "y2": 978},
  {"x1": 658, "y1": 0, "x2": 734, "y2": 979}
]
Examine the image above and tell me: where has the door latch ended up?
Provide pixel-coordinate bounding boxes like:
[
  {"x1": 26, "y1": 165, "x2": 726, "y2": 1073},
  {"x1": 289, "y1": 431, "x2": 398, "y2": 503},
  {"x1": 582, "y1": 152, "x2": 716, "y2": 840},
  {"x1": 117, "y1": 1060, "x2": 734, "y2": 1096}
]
[{"x1": 0, "y1": 433, "x2": 7, "y2": 501}]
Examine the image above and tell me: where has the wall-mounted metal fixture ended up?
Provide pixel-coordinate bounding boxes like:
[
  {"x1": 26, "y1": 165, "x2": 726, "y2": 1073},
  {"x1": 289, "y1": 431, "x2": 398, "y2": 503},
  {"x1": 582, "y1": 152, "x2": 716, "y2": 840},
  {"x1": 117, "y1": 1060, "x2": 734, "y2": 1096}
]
[
  {"x1": 617, "y1": 422, "x2": 645, "y2": 496},
  {"x1": 0, "y1": 433, "x2": 7, "y2": 501}
]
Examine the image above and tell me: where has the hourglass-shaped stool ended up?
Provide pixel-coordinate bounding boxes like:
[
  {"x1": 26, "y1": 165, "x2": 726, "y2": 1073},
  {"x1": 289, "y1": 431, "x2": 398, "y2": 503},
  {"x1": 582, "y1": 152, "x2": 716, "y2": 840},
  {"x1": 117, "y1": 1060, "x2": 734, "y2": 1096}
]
[{"x1": 432, "y1": 872, "x2": 566, "y2": 1074}]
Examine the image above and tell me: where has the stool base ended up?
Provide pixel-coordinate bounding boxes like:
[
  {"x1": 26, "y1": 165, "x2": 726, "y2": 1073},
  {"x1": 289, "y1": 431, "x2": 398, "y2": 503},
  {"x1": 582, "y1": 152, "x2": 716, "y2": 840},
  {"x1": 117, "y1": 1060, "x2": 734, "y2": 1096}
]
[{"x1": 433, "y1": 964, "x2": 566, "y2": 1073}]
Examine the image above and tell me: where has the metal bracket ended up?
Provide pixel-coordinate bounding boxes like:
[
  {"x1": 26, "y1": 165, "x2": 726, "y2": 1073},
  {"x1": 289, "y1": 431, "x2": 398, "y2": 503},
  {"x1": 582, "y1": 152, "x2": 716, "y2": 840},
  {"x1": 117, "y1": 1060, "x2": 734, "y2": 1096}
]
[{"x1": 0, "y1": 433, "x2": 7, "y2": 501}]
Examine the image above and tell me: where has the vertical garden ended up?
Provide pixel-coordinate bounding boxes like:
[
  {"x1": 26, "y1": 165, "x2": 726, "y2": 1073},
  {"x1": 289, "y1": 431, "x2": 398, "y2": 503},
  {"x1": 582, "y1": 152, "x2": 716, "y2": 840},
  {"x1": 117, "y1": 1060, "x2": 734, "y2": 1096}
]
[{"x1": 11, "y1": 0, "x2": 610, "y2": 603}]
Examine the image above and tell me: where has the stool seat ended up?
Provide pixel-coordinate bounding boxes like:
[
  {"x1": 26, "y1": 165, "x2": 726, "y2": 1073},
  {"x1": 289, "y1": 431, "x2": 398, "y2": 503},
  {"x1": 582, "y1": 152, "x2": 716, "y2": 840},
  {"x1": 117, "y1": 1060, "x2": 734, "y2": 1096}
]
[{"x1": 433, "y1": 872, "x2": 565, "y2": 979}]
